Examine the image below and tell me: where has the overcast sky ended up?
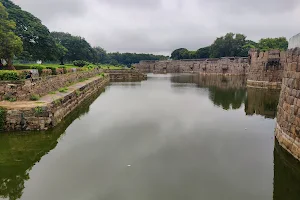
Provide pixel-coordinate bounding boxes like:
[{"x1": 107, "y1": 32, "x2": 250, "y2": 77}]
[{"x1": 12, "y1": 0, "x2": 300, "y2": 55}]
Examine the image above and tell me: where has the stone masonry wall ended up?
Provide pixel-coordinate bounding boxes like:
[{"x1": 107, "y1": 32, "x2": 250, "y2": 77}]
[
  {"x1": 102, "y1": 69, "x2": 147, "y2": 81},
  {"x1": 0, "y1": 69, "x2": 102, "y2": 101},
  {"x1": 133, "y1": 57, "x2": 249, "y2": 75},
  {"x1": 275, "y1": 48, "x2": 300, "y2": 161},
  {"x1": 247, "y1": 50, "x2": 286, "y2": 89},
  {"x1": 3, "y1": 76, "x2": 110, "y2": 131}
]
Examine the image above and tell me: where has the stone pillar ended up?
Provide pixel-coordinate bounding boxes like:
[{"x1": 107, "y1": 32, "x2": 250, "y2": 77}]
[{"x1": 275, "y1": 47, "x2": 300, "y2": 161}]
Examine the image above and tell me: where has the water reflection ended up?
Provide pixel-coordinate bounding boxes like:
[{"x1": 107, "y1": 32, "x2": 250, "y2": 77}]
[
  {"x1": 0, "y1": 89, "x2": 105, "y2": 200},
  {"x1": 274, "y1": 141, "x2": 300, "y2": 200},
  {"x1": 171, "y1": 74, "x2": 247, "y2": 110},
  {"x1": 245, "y1": 88, "x2": 280, "y2": 119},
  {"x1": 0, "y1": 74, "x2": 299, "y2": 200}
]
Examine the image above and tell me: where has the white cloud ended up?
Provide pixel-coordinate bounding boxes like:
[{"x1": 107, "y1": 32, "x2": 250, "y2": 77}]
[{"x1": 11, "y1": 0, "x2": 300, "y2": 55}]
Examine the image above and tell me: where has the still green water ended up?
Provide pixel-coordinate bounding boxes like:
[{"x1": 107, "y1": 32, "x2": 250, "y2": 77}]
[{"x1": 0, "y1": 74, "x2": 300, "y2": 200}]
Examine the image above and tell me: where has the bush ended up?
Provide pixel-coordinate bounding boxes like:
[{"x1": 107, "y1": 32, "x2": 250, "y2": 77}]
[
  {"x1": 59, "y1": 87, "x2": 68, "y2": 93},
  {"x1": 30, "y1": 66, "x2": 45, "y2": 75},
  {"x1": 14, "y1": 65, "x2": 31, "y2": 70},
  {"x1": 46, "y1": 66, "x2": 57, "y2": 75},
  {"x1": 73, "y1": 60, "x2": 88, "y2": 67},
  {"x1": 0, "y1": 70, "x2": 22, "y2": 80},
  {"x1": 30, "y1": 94, "x2": 40, "y2": 101}
]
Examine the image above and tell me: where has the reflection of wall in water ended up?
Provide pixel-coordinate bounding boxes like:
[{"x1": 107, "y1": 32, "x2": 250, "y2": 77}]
[
  {"x1": 0, "y1": 89, "x2": 105, "y2": 200},
  {"x1": 171, "y1": 75, "x2": 247, "y2": 110},
  {"x1": 245, "y1": 88, "x2": 280, "y2": 119},
  {"x1": 274, "y1": 141, "x2": 300, "y2": 200}
]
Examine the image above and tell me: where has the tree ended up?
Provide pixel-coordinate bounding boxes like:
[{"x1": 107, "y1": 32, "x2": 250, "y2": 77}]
[
  {"x1": 210, "y1": 33, "x2": 248, "y2": 58},
  {"x1": 257, "y1": 37, "x2": 288, "y2": 51},
  {"x1": 51, "y1": 32, "x2": 95, "y2": 62},
  {"x1": 1, "y1": 0, "x2": 57, "y2": 61},
  {"x1": 55, "y1": 43, "x2": 68, "y2": 65},
  {"x1": 195, "y1": 46, "x2": 210, "y2": 59},
  {"x1": 171, "y1": 48, "x2": 190, "y2": 60},
  {"x1": 0, "y1": 2, "x2": 22, "y2": 69},
  {"x1": 92, "y1": 47, "x2": 107, "y2": 63}
]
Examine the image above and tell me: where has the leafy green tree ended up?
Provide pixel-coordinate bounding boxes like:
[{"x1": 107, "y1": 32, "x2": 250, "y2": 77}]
[
  {"x1": 92, "y1": 47, "x2": 107, "y2": 63},
  {"x1": 195, "y1": 46, "x2": 210, "y2": 58},
  {"x1": 171, "y1": 48, "x2": 190, "y2": 60},
  {"x1": 0, "y1": 2, "x2": 22, "y2": 69},
  {"x1": 210, "y1": 33, "x2": 248, "y2": 58},
  {"x1": 1, "y1": 0, "x2": 57, "y2": 61},
  {"x1": 257, "y1": 37, "x2": 288, "y2": 51},
  {"x1": 55, "y1": 43, "x2": 68, "y2": 65},
  {"x1": 51, "y1": 32, "x2": 95, "y2": 62}
]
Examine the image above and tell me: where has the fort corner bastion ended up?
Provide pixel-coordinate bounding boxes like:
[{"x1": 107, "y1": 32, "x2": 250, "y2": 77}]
[{"x1": 275, "y1": 34, "x2": 300, "y2": 161}]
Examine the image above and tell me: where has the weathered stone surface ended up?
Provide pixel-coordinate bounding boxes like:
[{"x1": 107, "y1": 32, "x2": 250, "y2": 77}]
[
  {"x1": 0, "y1": 69, "x2": 103, "y2": 101},
  {"x1": 276, "y1": 47, "x2": 300, "y2": 161},
  {"x1": 133, "y1": 57, "x2": 249, "y2": 75},
  {"x1": 1, "y1": 76, "x2": 110, "y2": 132},
  {"x1": 247, "y1": 49, "x2": 285, "y2": 89}
]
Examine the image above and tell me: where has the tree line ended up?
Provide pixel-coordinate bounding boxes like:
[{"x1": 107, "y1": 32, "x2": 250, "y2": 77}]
[
  {"x1": 0, "y1": 0, "x2": 166, "y2": 69},
  {"x1": 171, "y1": 33, "x2": 288, "y2": 60}
]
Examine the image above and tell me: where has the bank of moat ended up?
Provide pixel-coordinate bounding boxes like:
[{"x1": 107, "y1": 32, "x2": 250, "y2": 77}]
[{"x1": 0, "y1": 69, "x2": 146, "y2": 131}]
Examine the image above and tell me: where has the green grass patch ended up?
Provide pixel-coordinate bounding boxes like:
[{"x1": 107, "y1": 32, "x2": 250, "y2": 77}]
[
  {"x1": 58, "y1": 87, "x2": 68, "y2": 93},
  {"x1": 75, "y1": 90, "x2": 81, "y2": 97},
  {"x1": 34, "y1": 106, "x2": 43, "y2": 114},
  {"x1": 48, "y1": 91, "x2": 56, "y2": 94},
  {"x1": 29, "y1": 94, "x2": 40, "y2": 101},
  {"x1": 3, "y1": 95, "x2": 17, "y2": 102},
  {"x1": 99, "y1": 73, "x2": 105, "y2": 78},
  {"x1": 79, "y1": 78, "x2": 88, "y2": 82}
]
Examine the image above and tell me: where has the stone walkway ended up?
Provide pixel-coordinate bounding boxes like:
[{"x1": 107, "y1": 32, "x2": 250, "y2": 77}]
[{"x1": 0, "y1": 76, "x2": 102, "y2": 109}]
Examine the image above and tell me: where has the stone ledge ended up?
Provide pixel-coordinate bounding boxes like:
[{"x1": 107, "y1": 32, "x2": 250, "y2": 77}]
[
  {"x1": 247, "y1": 80, "x2": 282, "y2": 89},
  {"x1": 0, "y1": 76, "x2": 110, "y2": 131},
  {"x1": 275, "y1": 123, "x2": 300, "y2": 161}
]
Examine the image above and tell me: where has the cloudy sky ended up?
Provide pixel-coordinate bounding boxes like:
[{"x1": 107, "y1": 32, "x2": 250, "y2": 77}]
[{"x1": 12, "y1": 0, "x2": 300, "y2": 55}]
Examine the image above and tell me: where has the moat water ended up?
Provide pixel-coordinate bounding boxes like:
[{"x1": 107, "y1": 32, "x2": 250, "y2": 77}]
[{"x1": 1, "y1": 74, "x2": 300, "y2": 200}]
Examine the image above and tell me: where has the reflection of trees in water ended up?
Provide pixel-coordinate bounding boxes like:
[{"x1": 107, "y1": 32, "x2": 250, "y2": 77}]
[
  {"x1": 274, "y1": 141, "x2": 300, "y2": 200},
  {"x1": 0, "y1": 88, "x2": 105, "y2": 200},
  {"x1": 245, "y1": 88, "x2": 280, "y2": 119},
  {"x1": 209, "y1": 87, "x2": 247, "y2": 110},
  {"x1": 171, "y1": 74, "x2": 247, "y2": 110}
]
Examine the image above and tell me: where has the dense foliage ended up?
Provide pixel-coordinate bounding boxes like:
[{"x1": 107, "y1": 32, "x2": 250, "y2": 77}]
[
  {"x1": 0, "y1": 0, "x2": 57, "y2": 61},
  {"x1": 0, "y1": 2, "x2": 22, "y2": 69},
  {"x1": 171, "y1": 33, "x2": 289, "y2": 60},
  {"x1": 0, "y1": 0, "x2": 166, "y2": 68},
  {"x1": 0, "y1": 70, "x2": 23, "y2": 80}
]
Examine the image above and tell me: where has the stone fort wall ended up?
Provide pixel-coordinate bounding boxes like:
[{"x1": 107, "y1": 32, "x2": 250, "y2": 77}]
[
  {"x1": 133, "y1": 57, "x2": 249, "y2": 75},
  {"x1": 275, "y1": 48, "x2": 300, "y2": 161},
  {"x1": 247, "y1": 49, "x2": 286, "y2": 89}
]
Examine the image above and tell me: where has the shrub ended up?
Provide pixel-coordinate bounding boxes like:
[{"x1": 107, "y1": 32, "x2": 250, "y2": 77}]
[
  {"x1": 30, "y1": 66, "x2": 45, "y2": 75},
  {"x1": 0, "y1": 70, "x2": 21, "y2": 80},
  {"x1": 73, "y1": 60, "x2": 88, "y2": 67},
  {"x1": 30, "y1": 94, "x2": 40, "y2": 101},
  {"x1": 75, "y1": 90, "x2": 81, "y2": 97},
  {"x1": 59, "y1": 87, "x2": 68, "y2": 93},
  {"x1": 99, "y1": 73, "x2": 105, "y2": 78},
  {"x1": 4, "y1": 95, "x2": 17, "y2": 102},
  {"x1": 14, "y1": 65, "x2": 31, "y2": 70},
  {"x1": 46, "y1": 66, "x2": 57, "y2": 75},
  {"x1": 34, "y1": 106, "x2": 43, "y2": 114}
]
